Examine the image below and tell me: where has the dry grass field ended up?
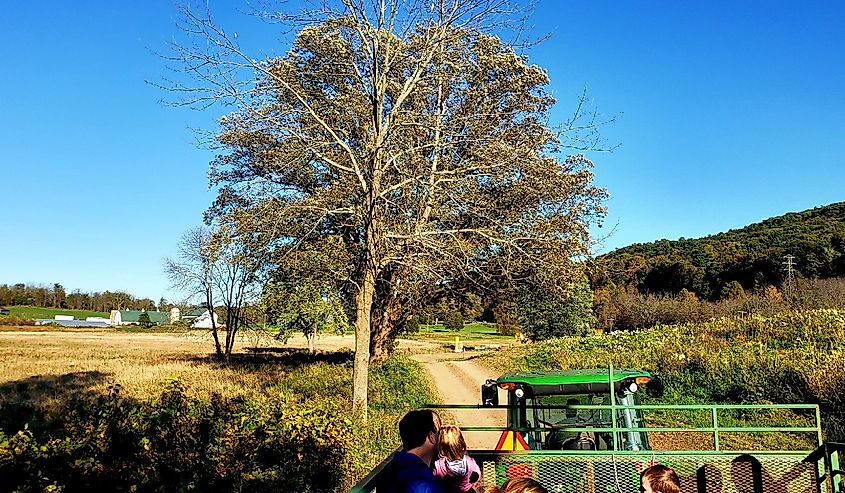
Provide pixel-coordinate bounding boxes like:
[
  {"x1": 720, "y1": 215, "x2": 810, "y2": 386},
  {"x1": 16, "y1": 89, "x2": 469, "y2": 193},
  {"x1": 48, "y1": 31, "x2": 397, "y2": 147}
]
[
  {"x1": 0, "y1": 329, "x2": 274, "y2": 416},
  {"x1": 0, "y1": 328, "x2": 440, "y2": 491},
  {"x1": 0, "y1": 327, "x2": 438, "y2": 420}
]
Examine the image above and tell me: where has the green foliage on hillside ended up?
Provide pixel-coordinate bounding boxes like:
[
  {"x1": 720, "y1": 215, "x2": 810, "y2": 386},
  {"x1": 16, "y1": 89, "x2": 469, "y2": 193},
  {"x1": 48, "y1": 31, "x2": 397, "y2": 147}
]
[
  {"x1": 0, "y1": 354, "x2": 434, "y2": 492},
  {"x1": 484, "y1": 309, "x2": 845, "y2": 442},
  {"x1": 595, "y1": 202, "x2": 845, "y2": 299}
]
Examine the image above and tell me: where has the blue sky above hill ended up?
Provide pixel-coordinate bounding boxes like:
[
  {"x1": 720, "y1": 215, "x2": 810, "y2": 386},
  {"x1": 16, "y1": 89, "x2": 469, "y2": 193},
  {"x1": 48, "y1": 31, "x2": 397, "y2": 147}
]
[{"x1": 1, "y1": 1, "x2": 842, "y2": 300}]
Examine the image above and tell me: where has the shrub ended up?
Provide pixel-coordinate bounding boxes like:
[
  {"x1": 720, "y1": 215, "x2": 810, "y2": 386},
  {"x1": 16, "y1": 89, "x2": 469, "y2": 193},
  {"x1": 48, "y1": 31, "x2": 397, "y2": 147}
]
[
  {"x1": 0, "y1": 381, "x2": 357, "y2": 492},
  {"x1": 401, "y1": 316, "x2": 421, "y2": 335},
  {"x1": 517, "y1": 275, "x2": 595, "y2": 340},
  {"x1": 720, "y1": 280, "x2": 745, "y2": 300},
  {"x1": 137, "y1": 312, "x2": 153, "y2": 327},
  {"x1": 0, "y1": 354, "x2": 435, "y2": 492},
  {"x1": 0, "y1": 315, "x2": 35, "y2": 326},
  {"x1": 444, "y1": 311, "x2": 463, "y2": 331},
  {"x1": 493, "y1": 300, "x2": 520, "y2": 336}
]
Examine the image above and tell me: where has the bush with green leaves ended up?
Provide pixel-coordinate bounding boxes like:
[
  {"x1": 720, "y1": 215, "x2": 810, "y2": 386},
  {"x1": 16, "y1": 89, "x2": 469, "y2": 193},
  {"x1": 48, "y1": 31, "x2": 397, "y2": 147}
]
[
  {"x1": 444, "y1": 311, "x2": 464, "y2": 331},
  {"x1": 137, "y1": 311, "x2": 153, "y2": 327},
  {"x1": 0, "y1": 382, "x2": 356, "y2": 492},
  {"x1": 401, "y1": 316, "x2": 421, "y2": 335},
  {"x1": 516, "y1": 275, "x2": 595, "y2": 340},
  {"x1": 720, "y1": 280, "x2": 745, "y2": 300}
]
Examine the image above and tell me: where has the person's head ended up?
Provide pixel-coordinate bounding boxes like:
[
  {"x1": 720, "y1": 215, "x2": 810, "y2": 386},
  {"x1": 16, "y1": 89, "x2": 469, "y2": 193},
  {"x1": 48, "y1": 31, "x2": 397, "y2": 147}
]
[
  {"x1": 438, "y1": 425, "x2": 467, "y2": 461},
  {"x1": 398, "y1": 409, "x2": 441, "y2": 452},
  {"x1": 641, "y1": 464, "x2": 680, "y2": 493},
  {"x1": 501, "y1": 477, "x2": 548, "y2": 493}
]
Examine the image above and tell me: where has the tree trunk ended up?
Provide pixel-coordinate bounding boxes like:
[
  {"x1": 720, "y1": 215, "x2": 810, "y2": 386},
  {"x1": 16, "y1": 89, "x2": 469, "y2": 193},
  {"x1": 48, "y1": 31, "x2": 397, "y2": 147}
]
[
  {"x1": 370, "y1": 295, "x2": 404, "y2": 364},
  {"x1": 206, "y1": 288, "x2": 222, "y2": 356},
  {"x1": 224, "y1": 308, "x2": 238, "y2": 358},
  {"x1": 369, "y1": 320, "x2": 395, "y2": 365},
  {"x1": 307, "y1": 332, "x2": 315, "y2": 353},
  {"x1": 352, "y1": 267, "x2": 375, "y2": 421}
]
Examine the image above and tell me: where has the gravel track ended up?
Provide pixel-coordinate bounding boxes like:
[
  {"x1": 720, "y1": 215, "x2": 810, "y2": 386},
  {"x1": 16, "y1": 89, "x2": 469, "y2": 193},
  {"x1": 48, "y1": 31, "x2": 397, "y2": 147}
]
[{"x1": 412, "y1": 352, "x2": 507, "y2": 450}]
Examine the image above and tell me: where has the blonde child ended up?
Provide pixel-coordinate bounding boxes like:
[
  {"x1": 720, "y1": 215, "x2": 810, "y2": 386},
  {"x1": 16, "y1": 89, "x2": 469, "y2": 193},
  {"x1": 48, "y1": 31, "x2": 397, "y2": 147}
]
[{"x1": 433, "y1": 425, "x2": 481, "y2": 493}]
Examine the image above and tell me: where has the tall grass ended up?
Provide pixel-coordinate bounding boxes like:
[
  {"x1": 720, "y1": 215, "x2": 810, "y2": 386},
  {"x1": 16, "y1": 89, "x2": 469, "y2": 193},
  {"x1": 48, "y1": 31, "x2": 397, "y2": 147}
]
[{"x1": 484, "y1": 309, "x2": 845, "y2": 442}]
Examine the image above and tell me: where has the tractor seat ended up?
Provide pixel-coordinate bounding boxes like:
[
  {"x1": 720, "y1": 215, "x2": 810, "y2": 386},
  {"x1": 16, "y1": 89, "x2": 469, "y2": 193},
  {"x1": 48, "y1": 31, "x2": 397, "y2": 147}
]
[{"x1": 562, "y1": 433, "x2": 597, "y2": 450}]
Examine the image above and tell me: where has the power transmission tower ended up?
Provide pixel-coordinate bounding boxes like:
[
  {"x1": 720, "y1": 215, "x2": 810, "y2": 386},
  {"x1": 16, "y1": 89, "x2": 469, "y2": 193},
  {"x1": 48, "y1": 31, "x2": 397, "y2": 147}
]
[
  {"x1": 782, "y1": 254, "x2": 796, "y2": 300},
  {"x1": 783, "y1": 255, "x2": 796, "y2": 283}
]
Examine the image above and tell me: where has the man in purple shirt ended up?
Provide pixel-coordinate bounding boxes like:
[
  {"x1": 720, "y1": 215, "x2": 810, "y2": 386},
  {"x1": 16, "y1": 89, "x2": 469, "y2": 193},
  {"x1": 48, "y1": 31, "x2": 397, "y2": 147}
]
[{"x1": 378, "y1": 409, "x2": 445, "y2": 493}]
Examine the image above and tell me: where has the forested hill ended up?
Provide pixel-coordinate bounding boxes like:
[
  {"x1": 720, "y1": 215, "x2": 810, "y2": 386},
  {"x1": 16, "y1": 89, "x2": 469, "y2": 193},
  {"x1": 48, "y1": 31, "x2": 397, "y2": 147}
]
[{"x1": 594, "y1": 202, "x2": 845, "y2": 299}]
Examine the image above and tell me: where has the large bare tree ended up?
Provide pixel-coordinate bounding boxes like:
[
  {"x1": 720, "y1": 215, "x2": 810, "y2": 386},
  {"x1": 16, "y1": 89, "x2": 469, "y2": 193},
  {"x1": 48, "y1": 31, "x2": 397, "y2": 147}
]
[{"x1": 168, "y1": 0, "x2": 609, "y2": 419}]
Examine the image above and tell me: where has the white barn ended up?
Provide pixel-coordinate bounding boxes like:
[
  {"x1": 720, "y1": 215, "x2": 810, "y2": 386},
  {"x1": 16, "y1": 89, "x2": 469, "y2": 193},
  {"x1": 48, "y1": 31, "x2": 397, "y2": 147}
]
[{"x1": 191, "y1": 309, "x2": 221, "y2": 329}]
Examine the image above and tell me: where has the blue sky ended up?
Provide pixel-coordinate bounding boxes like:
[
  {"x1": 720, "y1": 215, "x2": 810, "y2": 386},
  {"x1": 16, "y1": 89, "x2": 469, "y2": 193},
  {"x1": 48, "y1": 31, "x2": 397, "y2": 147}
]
[{"x1": 1, "y1": 1, "x2": 843, "y2": 301}]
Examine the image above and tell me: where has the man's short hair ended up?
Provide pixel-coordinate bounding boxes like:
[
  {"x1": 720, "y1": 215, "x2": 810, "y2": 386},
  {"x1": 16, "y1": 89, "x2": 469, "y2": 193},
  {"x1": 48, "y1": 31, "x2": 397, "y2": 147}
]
[{"x1": 398, "y1": 410, "x2": 439, "y2": 450}]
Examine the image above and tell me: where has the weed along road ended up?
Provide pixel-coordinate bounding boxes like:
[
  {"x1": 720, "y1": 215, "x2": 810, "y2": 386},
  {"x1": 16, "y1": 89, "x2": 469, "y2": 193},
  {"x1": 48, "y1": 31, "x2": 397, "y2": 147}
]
[{"x1": 412, "y1": 352, "x2": 506, "y2": 450}]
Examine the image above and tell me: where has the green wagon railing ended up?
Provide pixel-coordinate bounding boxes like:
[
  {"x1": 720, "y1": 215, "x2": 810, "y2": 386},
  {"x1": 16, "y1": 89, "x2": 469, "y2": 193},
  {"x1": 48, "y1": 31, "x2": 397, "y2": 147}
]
[
  {"x1": 349, "y1": 402, "x2": 843, "y2": 493},
  {"x1": 349, "y1": 366, "x2": 843, "y2": 492},
  {"x1": 427, "y1": 401, "x2": 824, "y2": 452}
]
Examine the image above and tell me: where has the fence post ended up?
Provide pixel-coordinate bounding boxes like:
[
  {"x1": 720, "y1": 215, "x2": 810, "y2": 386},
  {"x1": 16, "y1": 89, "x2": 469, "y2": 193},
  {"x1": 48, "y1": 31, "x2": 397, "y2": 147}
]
[
  {"x1": 712, "y1": 407, "x2": 720, "y2": 452},
  {"x1": 609, "y1": 364, "x2": 619, "y2": 450}
]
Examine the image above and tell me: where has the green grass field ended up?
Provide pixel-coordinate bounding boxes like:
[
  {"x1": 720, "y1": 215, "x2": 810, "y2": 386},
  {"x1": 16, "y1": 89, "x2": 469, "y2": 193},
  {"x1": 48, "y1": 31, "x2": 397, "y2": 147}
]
[
  {"x1": 6, "y1": 306, "x2": 109, "y2": 320},
  {"x1": 409, "y1": 321, "x2": 515, "y2": 345}
]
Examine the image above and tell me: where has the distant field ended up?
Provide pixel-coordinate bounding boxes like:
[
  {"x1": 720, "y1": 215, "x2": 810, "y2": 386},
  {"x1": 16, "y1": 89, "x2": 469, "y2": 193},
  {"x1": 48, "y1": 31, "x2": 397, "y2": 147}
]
[
  {"x1": 0, "y1": 330, "x2": 437, "y2": 400},
  {"x1": 410, "y1": 321, "x2": 515, "y2": 345},
  {"x1": 6, "y1": 306, "x2": 109, "y2": 320}
]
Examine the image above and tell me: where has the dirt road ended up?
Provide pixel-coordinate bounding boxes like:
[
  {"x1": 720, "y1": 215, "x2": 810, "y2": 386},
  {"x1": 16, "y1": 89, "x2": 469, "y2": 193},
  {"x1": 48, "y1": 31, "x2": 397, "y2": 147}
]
[{"x1": 412, "y1": 352, "x2": 506, "y2": 450}]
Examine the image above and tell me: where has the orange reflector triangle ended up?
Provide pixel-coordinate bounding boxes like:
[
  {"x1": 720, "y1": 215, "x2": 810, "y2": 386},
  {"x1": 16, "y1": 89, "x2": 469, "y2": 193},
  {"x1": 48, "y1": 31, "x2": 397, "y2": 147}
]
[{"x1": 495, "y1": 430, "x2": 529, "y2": 451}]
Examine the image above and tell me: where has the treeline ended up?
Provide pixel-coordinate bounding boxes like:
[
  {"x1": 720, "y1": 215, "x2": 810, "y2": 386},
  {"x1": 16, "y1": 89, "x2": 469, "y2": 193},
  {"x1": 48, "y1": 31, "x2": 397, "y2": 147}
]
[
  {"x1": 0, "y1": 283, "x2": 160, "y2": 313},
  {"x1": 593, "y1": 202, "x2": 845, "y2": 299},
  {"x1": 595, "y1": 277, "x2": 845, "y2": 331}
]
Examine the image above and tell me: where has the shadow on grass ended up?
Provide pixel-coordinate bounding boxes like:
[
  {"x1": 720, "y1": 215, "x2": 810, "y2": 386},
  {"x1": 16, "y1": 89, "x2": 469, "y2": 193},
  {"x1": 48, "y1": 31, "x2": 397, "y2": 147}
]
[
  {"x1": 0, "y1": 370, "x2": 113, "y2": 433},
  {"x1": 165, "y1": 347, "x2": 354, "y2": 369}
]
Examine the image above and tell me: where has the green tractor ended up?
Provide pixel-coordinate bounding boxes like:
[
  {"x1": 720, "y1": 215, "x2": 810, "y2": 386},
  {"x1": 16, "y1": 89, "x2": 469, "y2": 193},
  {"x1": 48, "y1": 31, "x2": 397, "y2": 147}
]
[{"x1": 481, "y1": 368, "x2": 664, "y2": 452}]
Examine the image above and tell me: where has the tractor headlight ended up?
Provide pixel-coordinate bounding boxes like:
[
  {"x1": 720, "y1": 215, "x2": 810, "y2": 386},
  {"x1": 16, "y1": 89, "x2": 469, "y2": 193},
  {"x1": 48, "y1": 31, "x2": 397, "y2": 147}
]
[
  {"x1": 628, "y1": 382, "x2": 639, "y2": 393},
  {"x1": 515, "y1": 388, "x2": 525, "y2": 399}
]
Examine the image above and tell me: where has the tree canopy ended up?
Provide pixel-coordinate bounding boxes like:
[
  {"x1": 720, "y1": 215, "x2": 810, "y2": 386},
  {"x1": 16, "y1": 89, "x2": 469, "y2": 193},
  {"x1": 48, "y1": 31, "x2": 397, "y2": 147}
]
[{"x1": 173, "y1": 0, "x2": 609, "y2": 418}]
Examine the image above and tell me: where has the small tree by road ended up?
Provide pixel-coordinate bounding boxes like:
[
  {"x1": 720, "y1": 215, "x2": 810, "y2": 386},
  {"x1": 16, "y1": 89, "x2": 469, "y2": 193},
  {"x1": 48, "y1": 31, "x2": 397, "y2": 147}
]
[
  {"x1": 263, "y1": 280, "x2": 349, "y2": 353},
  {"x1": 516, "y1": 273, "x2": 595, "y2": 340},
  {"x1": 444, "y1": 311, "x2": 464, "y2": 332}
]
